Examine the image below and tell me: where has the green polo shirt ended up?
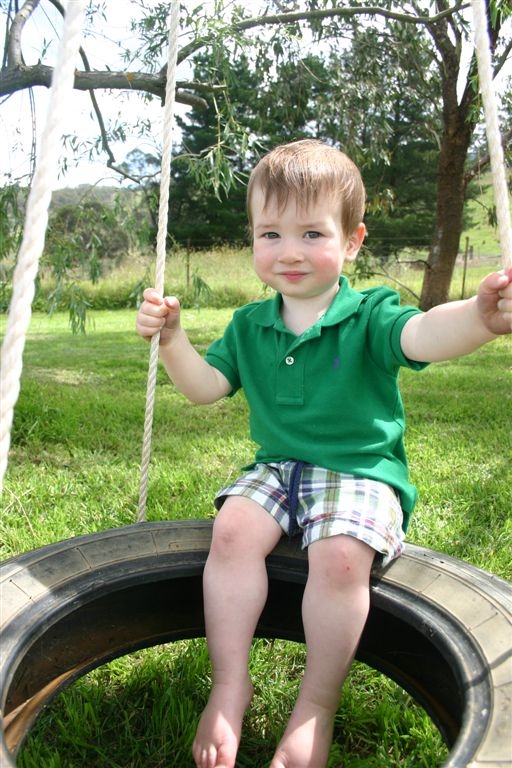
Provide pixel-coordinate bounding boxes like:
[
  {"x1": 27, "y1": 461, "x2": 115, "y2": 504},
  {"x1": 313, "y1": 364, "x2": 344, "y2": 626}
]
[{"x1": 205, "y1": 277, "x2": 427, "y2": 531}]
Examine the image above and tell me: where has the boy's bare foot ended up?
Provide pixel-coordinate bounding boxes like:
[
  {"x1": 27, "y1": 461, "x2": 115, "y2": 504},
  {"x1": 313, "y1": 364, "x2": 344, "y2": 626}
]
[
  {"x1": 269, "y1": 700, "x2": 335, "y2": 768},
  {"x1": 192, "y1": 678, "x2": 254, "y2": 768}
]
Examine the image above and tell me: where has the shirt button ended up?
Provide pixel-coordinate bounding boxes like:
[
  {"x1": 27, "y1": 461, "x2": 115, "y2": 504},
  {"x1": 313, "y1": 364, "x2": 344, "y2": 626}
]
[{"x1": 285, "y1": 356, "x2": 295, "y2": 365}]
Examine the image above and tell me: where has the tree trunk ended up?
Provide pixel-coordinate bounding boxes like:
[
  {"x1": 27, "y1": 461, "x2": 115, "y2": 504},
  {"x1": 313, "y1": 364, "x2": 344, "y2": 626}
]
[
  {"x1": 419, "y1": 120, "x2": 473, "y2": 310},
  {"x1": 419, "y1": 0, "x2": 504, "y2": 310}
]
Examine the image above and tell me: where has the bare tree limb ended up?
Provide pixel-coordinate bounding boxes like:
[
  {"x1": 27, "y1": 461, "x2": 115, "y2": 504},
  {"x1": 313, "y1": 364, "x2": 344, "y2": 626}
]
[
  {"x1": 464, "y1": 127, "x2": 512, "y2": 184},
  {"x1": 495, "y1": 38, "x2": 512, "y2": 78},
  {"x1": 175, "y1": 1, "x2": 469, "y2": 65},
  {"x1": 0, "y1": 0, "x2": 216, "y2": 183},
  {"x1": 0, "y1": 61, "x2": 213, "y2": 105},
  {"x1": 7, "y1": 0, "x2": 40, "y2": 68}
]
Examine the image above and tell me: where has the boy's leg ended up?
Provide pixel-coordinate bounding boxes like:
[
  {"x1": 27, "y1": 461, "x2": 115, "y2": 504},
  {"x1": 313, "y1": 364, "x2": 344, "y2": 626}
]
[
  {"x1": 192, "y1": 496, "x2": 283, "y2": 768},
  {"x1": 271, "y1": 535, "x2": 375, "y2": 768}
]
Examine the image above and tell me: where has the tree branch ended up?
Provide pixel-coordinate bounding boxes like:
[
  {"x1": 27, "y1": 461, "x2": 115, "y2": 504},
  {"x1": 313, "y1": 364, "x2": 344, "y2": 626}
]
[
  {"x1": 464, "y1": 127, "x2": 512, "y2": 184},
  {"x1": 176, "y1": 1, "x2": 469, "y2": 64},
  {"x1": 495, "y1": 38, "x2": 512, "y2": 78},
  {"x1": 0, "y1": 62, "x2": 210, "y2": 107},
  {"x1": 7, "y1": 0, "x2": 40, "y2": 68}
]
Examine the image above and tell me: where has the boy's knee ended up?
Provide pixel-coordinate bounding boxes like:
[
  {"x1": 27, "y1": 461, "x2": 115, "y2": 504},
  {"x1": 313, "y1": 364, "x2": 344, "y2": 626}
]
[
  {"x1": 210, "y1": 508, "x2": 244, "y2": 554},
  {"x1": 210, "y1": 497, "x2": 282, "y2": 558},
  {"x1": 308, "y1": 535, "x2": 374, "y2": 589},
  {"x1": 210, "y1": 499, "x2": 259, "y2": 556}
]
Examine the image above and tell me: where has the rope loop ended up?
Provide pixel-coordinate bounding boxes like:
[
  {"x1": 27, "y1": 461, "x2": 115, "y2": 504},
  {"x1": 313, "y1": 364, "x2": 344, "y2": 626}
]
[{"x1": 137, "y1": 2, "x2": 180, "y2": 521}]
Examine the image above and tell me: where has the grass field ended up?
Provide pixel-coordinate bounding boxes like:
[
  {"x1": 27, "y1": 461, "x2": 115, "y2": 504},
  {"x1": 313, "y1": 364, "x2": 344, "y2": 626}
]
[{"x1": 1, "y1": 258, "x2": 511, "y2": 767}]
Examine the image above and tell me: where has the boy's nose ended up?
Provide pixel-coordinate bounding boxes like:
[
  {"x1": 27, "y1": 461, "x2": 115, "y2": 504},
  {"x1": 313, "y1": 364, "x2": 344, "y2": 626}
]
[{"x1": 278, "y1": 241, "x2": 303, "y2": 262}]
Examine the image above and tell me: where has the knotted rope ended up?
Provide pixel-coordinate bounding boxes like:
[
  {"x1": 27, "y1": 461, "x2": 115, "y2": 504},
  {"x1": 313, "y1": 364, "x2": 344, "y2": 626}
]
[
  {"x1": 0, "y1": 0, "x2": 88, "y2": 494},
  {"x1": 470, "y1": 0, "x2": 512, "y2": 269},
  {"x1": 137, "y1": 2, "x2": 180, "y2": 521}
]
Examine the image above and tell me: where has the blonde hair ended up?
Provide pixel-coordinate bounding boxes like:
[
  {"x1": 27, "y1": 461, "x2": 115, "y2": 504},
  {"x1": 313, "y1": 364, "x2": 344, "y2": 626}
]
[{"x1": 247, "y1": 139, "x2": 366, "y2": 236}]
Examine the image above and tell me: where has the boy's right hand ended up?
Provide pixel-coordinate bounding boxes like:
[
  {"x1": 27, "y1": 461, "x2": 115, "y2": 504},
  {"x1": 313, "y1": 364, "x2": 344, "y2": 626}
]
[{"x1": 136, "y1": 288, "x2": 181, "y2": 346}]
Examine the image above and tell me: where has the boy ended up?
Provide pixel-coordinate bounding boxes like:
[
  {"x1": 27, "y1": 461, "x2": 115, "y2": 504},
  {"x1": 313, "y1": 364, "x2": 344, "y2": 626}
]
[{"x1": 136, "y1": 139, "x2": 512, "y2": 768}]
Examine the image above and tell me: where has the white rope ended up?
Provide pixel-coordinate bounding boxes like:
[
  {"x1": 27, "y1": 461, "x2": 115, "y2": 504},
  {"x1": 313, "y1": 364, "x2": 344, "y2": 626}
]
[
  {"x1": 0, "y1": 0, "x2": 88, "y2": 495},
  {"x1": 471, "y1": 0, "x2": 512, "y2": 269},
  {"x1": 137, "y1": 2, "x2": 180, "y2": 522}
]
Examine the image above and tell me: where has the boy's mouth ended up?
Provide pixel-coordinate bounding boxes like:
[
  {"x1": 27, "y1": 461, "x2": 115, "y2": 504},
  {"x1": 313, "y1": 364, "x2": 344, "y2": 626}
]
[{"x1": 279, "y1": 271, "x2": 309, "y2": 281}]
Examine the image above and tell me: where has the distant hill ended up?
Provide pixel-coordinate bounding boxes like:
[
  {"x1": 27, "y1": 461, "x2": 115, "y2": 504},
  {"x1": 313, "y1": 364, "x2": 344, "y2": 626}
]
[{"x1": 51, "y1": 185, "x2": 132, "y2": 208}]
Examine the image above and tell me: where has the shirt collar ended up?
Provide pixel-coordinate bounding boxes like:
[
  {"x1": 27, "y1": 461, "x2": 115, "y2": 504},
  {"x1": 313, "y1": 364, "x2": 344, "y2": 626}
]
[{"x1": 247, "y1": 276, "x2": 364, "y2": 330}]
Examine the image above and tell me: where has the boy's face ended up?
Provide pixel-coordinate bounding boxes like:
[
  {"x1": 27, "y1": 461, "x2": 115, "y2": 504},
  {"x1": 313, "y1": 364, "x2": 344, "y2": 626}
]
[{"x1": 251, "y1": 185, "x2": 364, "y2": 302}]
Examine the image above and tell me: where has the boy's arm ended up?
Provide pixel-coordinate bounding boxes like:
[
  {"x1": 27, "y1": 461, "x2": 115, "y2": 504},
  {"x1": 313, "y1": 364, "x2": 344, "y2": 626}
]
[
  {"x1": 401, "y1": 270, "x2": 512, "y2": 363},
  {"x1": 158, "y1": 325, "x2": 232, "y2": 404},
  {"x1": 136, "y1": 289, "x2": 232, "y2": 404}
]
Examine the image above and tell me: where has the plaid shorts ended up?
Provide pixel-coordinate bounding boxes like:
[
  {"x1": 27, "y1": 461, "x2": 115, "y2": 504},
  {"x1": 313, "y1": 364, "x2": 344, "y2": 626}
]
[{"x1": 214, "y1": 461, "x2": 405, "y2": 566}]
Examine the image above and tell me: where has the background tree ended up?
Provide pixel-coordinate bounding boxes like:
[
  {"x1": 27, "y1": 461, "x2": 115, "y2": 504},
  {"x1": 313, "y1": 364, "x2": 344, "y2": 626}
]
[
  {"x1": 0, "y1": 184, "x2": 26, "y2": 311},
  {"x1": 44, "y1": 199, "x2": 130, "y2": 276},
  {"x1": 164, "y1": 35, "x2": 442, "y2": 256},
  {"x1": 168, "y1": 52, "x2": 257, "y2": 247},
  {"x1": 162, "y1": 50, "x2": 328, "y2": 247},
  {"x1": 259, "y1": 23, "x2": 442, "y2": 263}
]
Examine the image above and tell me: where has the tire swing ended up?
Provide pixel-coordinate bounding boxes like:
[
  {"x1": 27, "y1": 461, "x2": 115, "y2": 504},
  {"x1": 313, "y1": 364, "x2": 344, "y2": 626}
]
[
  {"x1": 1, "y1": 521, "x2": 512, "y2": 768},
  {"x1": 0, "y1": 3, "x2": 511, "y2": 768}
]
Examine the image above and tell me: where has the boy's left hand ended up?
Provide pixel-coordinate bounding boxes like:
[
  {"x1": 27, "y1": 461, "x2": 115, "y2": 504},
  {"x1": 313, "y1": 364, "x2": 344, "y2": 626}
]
[{"x1": 477, "y1": 268, "x2": 512, "y2": 335}]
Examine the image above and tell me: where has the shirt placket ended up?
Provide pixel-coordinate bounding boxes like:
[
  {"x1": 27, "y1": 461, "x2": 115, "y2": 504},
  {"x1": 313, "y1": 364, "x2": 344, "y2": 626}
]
[{"x1": 276, "y1": 335, "x2": 307, "y2": 405}]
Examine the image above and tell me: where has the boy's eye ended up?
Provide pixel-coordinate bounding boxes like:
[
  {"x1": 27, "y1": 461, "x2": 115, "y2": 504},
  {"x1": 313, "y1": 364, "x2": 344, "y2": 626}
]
[
  {"x1": 263, "y1": 231, "x2": 279, "y2": 239},
  {"x1": 304, "y1": 230, "x2": 322, "y2": 239}
]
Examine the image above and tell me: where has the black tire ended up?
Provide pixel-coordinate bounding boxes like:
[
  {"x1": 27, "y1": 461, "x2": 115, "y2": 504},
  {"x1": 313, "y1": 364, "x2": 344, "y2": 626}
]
[{"x1": 1, "y1": 520, "x2": 511, "y2": 767}]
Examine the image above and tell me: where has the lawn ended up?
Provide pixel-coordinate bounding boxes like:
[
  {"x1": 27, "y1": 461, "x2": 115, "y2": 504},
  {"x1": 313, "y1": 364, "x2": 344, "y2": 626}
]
[{"x1": 1, "y1": 267, "x2": 511, "y2": 766}]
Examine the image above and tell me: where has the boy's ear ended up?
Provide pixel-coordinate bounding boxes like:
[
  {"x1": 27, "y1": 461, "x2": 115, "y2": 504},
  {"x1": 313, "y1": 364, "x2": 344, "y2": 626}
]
[{"x1": 345, "y1": 223, "x2": 366, "y2": 262}]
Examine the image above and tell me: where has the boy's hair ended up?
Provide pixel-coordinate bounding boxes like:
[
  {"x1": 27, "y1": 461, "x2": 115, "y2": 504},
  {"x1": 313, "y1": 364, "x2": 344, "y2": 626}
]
[{"x1": 247, "y1": 139, "x2": 366, "y2": 236}]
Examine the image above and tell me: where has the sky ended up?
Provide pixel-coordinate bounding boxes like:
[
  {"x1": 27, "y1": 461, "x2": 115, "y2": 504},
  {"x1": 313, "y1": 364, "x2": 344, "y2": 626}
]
[
  {"x1": 0, "y1": 0, "x2": 187, "y2": 188},
  {"x1": 0, "y1": 1, "x2": 510, "y2": 190}
]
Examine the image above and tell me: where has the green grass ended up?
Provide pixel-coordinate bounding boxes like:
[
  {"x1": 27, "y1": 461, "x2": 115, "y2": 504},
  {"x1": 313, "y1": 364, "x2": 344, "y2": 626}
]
[
  {"x1": 1, "y1": 271, "x2": 511, "y2": 766},
  {"x1": 8, "y1": 640, "x2": 445, "y2": 768}
]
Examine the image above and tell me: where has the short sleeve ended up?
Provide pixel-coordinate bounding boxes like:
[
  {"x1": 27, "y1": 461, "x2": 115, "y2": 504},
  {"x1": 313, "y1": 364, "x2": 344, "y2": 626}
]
[
  {"x1": 205, "y1": 317, "x2": 241, "y2": 395},
  {"x1": 389, "y1": 306, "x2": 429, "y2": 370},
  {"x1": 364, "y1": 289, "x2": 429, "y2": 372}
]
